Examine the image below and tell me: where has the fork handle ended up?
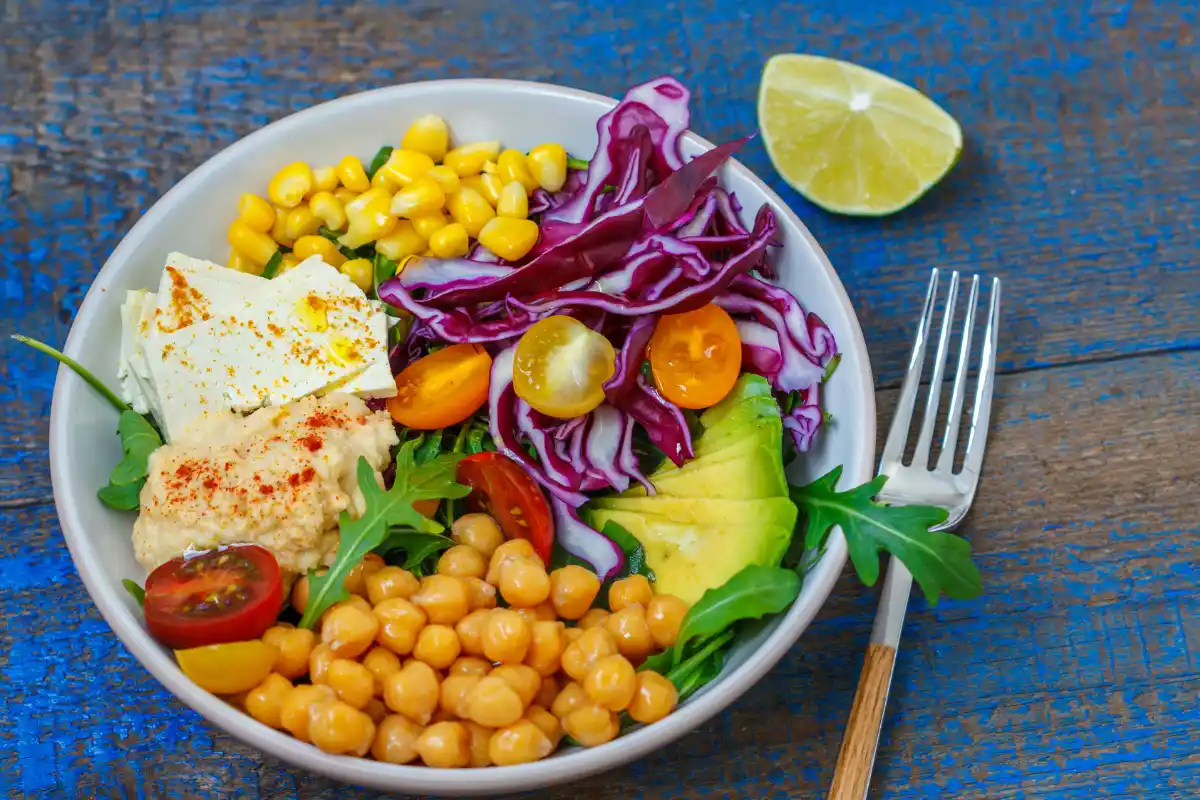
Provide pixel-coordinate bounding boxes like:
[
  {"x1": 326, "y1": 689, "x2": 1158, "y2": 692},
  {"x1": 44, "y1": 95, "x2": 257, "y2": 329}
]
[{"x1": 828, "y1": 643, "x2": 898, "y2": 799}]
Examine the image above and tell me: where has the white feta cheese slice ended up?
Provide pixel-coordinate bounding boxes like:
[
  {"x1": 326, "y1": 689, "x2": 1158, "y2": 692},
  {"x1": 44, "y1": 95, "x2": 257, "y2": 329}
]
[{"x1": 149, "y1": 252, "x2": 266, "y2": 336}]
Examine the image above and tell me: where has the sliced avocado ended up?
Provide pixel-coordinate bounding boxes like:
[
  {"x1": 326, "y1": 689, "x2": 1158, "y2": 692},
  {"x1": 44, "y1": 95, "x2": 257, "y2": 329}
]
[
  {"x1": 622, "y1": 434, "x2": 787, "y2": 499},
  {"x1": 590, "y1": 496, "x2": 797, "y2": 528},
  {"x1": 694, "y1": 373, "x2": 782, "y2": 456},
  {"x1": 583, "y1": 504, "x2": 797, "y2": 604}
]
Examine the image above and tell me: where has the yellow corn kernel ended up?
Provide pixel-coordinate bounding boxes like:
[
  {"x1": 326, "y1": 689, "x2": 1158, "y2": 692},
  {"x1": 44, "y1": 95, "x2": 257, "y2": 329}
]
[
  {"x1": 340, "y1": 258, "x2": 374, "y2": 293},
  {"x1": 378, "y1": 149, "x2": 435, "y2": 188},
  {"x1": 227, "y1": 249, "x2": 261, "y2": 275},
  {"x1": 411, "y1": 211, "x2": 449, "y2": 239},
  {"x1": 425, "y1": 165, "x2": 461, "y2": 195},
  {"x1": 477, "y1": 217, "x2": 539, "y2": 262},
  {"x1": 444, "y1": 141, "x2": 501, "y2": 177},
  {"x1": 336, "y1": 156, "x2": 370, "y2": 192},
  {"x1": 428, "y1": 223, "x2": 470, "y2": 259},
  {"x1": 402, "y1": 115, "x2": 450, "y2": 162},
  {"x1": 497, "y1": 149, "x2": 539, "y2": 193},
  {"x1": 310, "y1": 191, "x2": 347, "y2": 231},
  {"x1": 447, "y1": 188, "x2": 496, "y2": 238},
  {"x1": 340, "y1": 187, "x2": 398, "y2": 249},
  {"x1": 228, "y1": 220, "x2": 279, "y2": 266},
  {"x1": 285, "y1": 206, "x2": 322, "y2": 241},
  {"x1": 390, "y1": 177, "x2": 446, "y2": 218},
  {"x1": 237, "y1": 193, "x2": 276, "y2": 233},
  {"x1": 334, "y1": 187, "x2": 359, "y2": 206},
  {"x1": 481, "y1": 160, "x2": 499, "y2": 175},
  {"x1": 267, "y1": 162, "x2": 314, "y2": 208},
  {"x1": 279, "y1": 253, "x2": 301, "y2": 273},
  {"x1": 462, "y1": 173, "x2": 503, "y2": 207},
  {"x1": 527, "y1": 144, "x2": 568, "y2": 193},
  {"x1": 270, "y1": 204, "x2": 294, "y2": 247},
  {"x1": 371, "y1": 169, "x2": 397, "y2": 190},
  {"x1": 312, "y1": 165, "x2": 340, "y2": 193},
  {"x1": 293, "y1": 235, "x2": 347, "y2": 267},
  {"x1": 497, "y1": 182, "x2": 529, "y2": 220},
  {"x1": 375, "y1": 220, "x2": 426, "y2": 261}
]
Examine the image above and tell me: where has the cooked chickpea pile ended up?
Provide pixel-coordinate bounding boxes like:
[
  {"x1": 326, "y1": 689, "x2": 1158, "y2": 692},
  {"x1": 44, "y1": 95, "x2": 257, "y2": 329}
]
[
  {"x1": 227, "y1": 115, "x2": 570, "y2": 286},
  {"x1": 229, "y1": 513, "x2": 690, "y2": 767}
]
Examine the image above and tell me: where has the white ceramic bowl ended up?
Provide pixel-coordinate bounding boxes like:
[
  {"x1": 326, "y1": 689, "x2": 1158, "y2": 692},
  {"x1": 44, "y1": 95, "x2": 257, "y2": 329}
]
[{"x1": 49, "y1": 79, "x2": 875, "y2": 796}]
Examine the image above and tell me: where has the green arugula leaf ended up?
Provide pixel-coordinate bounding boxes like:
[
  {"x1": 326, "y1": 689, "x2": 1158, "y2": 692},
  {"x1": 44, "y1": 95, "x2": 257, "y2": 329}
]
[
  {"x1": 790, "y1": 465, "x2": 981, "y2": 604},
  {"x1": 667, "y1": 630, "x2": 732, "y2": 700},
  {"x1": 366, "y1": 145, "x2": 394, "y2": 180},
  {"x1": 12, "y1": 335, "x2": 128, "y2": 414},
  {"x1": 260, "y1": 250, "x2": 284, "y2": 279},
  {"x1": 565, "y1": 155, "x2": 589, "y2": 171},
  {"x1": 122, "y1": 578, "x2": 146, "y2": 607},
  {"x1": 372, "y1": 252, "x2": 408, "y2": 317},
  {"x1": 98, "y1": 481, "x2": 142, "y2": 511},
  {"x1": 821, "y1": 353, "x2": 841, "y2": 383},
  {"x1": 548, "y1": 541, "x2": 592, "y2": 571},
  {"x1": 108, "y1": 411, "x2": 163, "y2": 485},
  {"x1": 299, "y1": 443, "x2": 470, "y2": 628},
  {"x1": 376, "y1": 529, "x2": 456, "y2": 575},
  {"x1": 601, "y1": 521, "x2": 653, "y2": 582}
]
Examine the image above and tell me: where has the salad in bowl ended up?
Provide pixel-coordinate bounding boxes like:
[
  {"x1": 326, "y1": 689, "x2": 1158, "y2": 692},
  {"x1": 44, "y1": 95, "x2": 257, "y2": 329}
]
[{"x1": 31, "y1": 76, "x2": 978, "y2": 792}]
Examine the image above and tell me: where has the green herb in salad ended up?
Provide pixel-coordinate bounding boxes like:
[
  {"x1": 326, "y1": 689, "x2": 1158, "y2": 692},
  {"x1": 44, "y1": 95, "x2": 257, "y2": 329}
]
[
  {"x1": 375, "y1": 530, "x2": 456, "y2": 576},
  {"x1": 298, "y1": 442, "x2": 470, "y2": 628},
  {"x1": 259, "y1": 249, "x2": 284, "y2": 279},
  {"x1": 565, "y1": 155, "x2": 589, "y2": 171},
  {"x1": 121, "y1": 578, "x2": 146, "y2": 607},
  {"x1": 366, "y1": 145, "x2": 394, "y2": 180}
]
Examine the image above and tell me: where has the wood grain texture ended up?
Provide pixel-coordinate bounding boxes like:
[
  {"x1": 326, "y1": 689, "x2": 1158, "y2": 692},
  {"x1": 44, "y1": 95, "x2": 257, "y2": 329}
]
[
  {"x1": 0, "y1": 0, "x2": 1198, "y2": 798},
  {"x1": 830, "y1": 643, "x2": 898, "y2": 800}
]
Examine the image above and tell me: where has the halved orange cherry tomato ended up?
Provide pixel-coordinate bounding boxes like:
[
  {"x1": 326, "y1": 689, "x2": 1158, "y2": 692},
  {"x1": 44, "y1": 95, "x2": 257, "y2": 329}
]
[
  {"x1": 648, "y1": 303, "x2": 742, "y2": 409},
  {"x1": 513, "y1": 316, "x2": 616, "y2": 419},
  {"x1": 456, "y1": 452, "x2": 554, "y2": 563},
  {"x1": 388, "y1": 343, "x2": 492, "y2": 430}
]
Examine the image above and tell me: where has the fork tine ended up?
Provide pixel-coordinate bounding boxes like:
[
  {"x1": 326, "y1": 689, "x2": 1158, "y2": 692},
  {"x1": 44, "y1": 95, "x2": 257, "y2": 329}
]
[
  {"x1": 911, "y1": 271, "x2": 960, "y2": 468},
  {"x1": 936, "y1": 275, "x2": 980, "y2": 473},
  {"x1": 879, "y1": 269, "x2": 939, "y2": 472},
  {"x1": 962, "y1": 278, "x2": 1001, "y2": 480}
]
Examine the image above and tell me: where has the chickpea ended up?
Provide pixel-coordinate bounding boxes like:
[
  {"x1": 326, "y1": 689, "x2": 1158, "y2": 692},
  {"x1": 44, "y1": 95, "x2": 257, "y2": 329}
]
[
  {"x1": 563, "y1": 627, "x2": 584, "y2": 645},
  {"x1": 362, "y1": 647, "x2": 402, "y2": 696},
  {"x1": 308, "y1": 699, "x2": 376, "y2": 756},
  {"x1": 463, "y1": 721, "x2": 494, "y2": 767},
  {"x1": 328, "y1": 594, "x2": 373, "y2": 617},
  {"x1": 515, "y1": 602, "x2": 557, "y2": 627},
  {"x1": 583, "y1": 654, "x2": 637, "y2": 711},
  {"x1": 344, "y1": 553, "x2": 385, "y2": 598},
  {"x1": 550, "y1": 681, "x2": 589, "y2": 720},
  {"x1": 373, "y1": 597, "x2": 426, "y2": 655},
  {"x1": 645, "y1": 594, "x2": 689, "y2": 648},
  {"x1": 279, "y1": 684, "x2": 335, "y2": 741},
  {"x1": 290, "y1": 570, "x2": 319, "y2": 613},
  {"x1": 364, "y1": 697, "x2": 388, "y2": 725},
  {"x1": 549, "y1": 565, "x2": 602, "y2": 620},
  {"x1": 327, "y1": 658, "x2": 376, "y2": 710},
  {"x1": 627, "y1": 670, "x2": 678, "y2": 724},
  {"x1": 498, "y1": 558, "x2": 552, "y2": 608},
  {"x1": 489, "y1": 719, "x2": 554, "y2": 766},
  {"x1": 563, "y1": 703, "x2": 620, "y2": 747},
  {"x1": 309, "y1": 642, "x2": 336, "y2": 684},
  {"x1": 367, "y1": 566, "x2": 420, "y2": 606},
  {"x1": 372, "y1": 714, "x2": 423, "y2": 764},
  {"x1": 383, "y1": 660, "x2": 440, "y2": 725},
  {"x1": 577, "y1": 608, "x2": 610, "y2": 630},
  {"x1": 451, "y1": 513, "x2": 505, "y2": 559},
  {"x1": 485, "y1": 538, "x2": 539, "y2": 584},
  {"x1": 482, "y1": 609, "x2": 532, "y2": 664},
  {"x1": 411, "y1": 574, "x2": 470, "y2": 625},
  {"x1": 454, "y1": 609, "x2": 491, "y2": 656},
  {"x1": 321, "y1": 602, "x2": 379, "y2": 658},
  {"x1": 437, "y1": 545, "x2": 487, "y2": 580},
  {"x1": 534, "y1": 673, "x2": 559, "y2": 709},
  {"x1": 262, "y1": 625, "x2": 316, "y2": 679},
  {"x1": 244, "y1": 673, "x2": 292, "y2": 729},
  {"x1": 560, "y1": 627, "x2": 617, "y2": 682},
  {"x1": 604, "y1": 604, "x2": 654, "y2": 661},
  {"x1": 449, "y1": 656, "x2": 492, "y2": 679},
  {"x1": 525, "y1": 620, "x2": 565, "y2": 677},
  {"x1": 609, "y1": 575, "x2": 653, "y2": 612},
  {"x1": 413, "y1": 624, "x2": 462, "y2": 670},
  {"x1": 440, "y1": 675, "x2": 483, "y2": 718},
  {"x1": 415, "y1": 721, "x2": 471, "y2": 768},
  {"x1": 464, "y1": 577, "x2": 498, "y2": 611},
  {"x1": 523, "y1": 705, "x2": 562, "y2": 745},
  {"x1": 464, "y1": 676, "x2": 525, "y2": 728},
  {"x1": 490, "y1": 664, "x2": 542, "y2": 707}
]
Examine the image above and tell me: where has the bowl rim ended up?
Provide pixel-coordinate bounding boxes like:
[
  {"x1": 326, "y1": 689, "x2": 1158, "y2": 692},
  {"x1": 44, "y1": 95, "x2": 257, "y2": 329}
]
[{"x1": 49, "y1": 77, "x2": 875, "y2": 796}]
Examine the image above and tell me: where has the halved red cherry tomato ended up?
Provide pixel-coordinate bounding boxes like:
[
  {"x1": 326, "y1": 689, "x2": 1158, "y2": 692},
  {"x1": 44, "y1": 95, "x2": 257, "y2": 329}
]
[
  {"x1": 143, "y1": 544, "x2": 283, "y2": 649},
  {"x1": 388, "y1": 343, "x2": 492, "y2": 430},
  {"x1": 456, "y1": 452, "x2": 554, "y2": 563},
  {"x1": 649, "y1": 303, "x2": 742, "y2": 409}
]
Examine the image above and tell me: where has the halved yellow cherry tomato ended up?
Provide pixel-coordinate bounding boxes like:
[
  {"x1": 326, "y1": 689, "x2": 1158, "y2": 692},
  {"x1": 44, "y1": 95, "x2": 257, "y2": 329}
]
[
  {"x1": 649, "y1": 303, "x2": 742, "y2": 409},
  {"x1": 388, "y1": 343, "x2": 492, "y2": 430},
  {"x1": 175, "y1": 640, "x2": 278, "y2": 695},
  {"x1": 513, "y1": 316, "x2": 616, "y2": 419}
]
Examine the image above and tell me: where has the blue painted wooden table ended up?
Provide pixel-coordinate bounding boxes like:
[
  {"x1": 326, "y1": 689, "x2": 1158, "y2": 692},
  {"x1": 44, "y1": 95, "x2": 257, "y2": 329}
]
[{"x1": 2, "y1": 1, "x2": 1197, "y2": 797}]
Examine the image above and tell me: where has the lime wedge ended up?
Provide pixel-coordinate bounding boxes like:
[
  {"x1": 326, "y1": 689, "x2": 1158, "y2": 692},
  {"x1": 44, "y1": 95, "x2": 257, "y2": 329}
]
[{"x1": 758, "y1": 54, "x2": 963, "y2": 216}]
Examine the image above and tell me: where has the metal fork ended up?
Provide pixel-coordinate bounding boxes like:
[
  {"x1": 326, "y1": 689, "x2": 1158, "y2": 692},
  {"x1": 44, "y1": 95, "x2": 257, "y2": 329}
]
[{"x1": 828, "y1": 268, "x2": 1001, "y2": 800}]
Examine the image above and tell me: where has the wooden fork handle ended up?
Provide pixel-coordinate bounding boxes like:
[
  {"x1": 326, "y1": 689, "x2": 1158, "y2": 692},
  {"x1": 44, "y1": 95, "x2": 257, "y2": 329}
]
[{"x1": 828, "y1": 643, "x2": 898, "y2": 800}]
